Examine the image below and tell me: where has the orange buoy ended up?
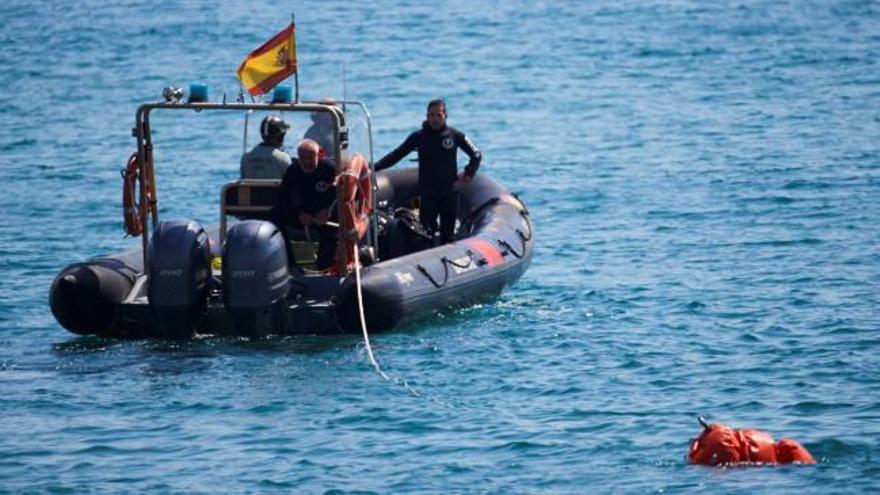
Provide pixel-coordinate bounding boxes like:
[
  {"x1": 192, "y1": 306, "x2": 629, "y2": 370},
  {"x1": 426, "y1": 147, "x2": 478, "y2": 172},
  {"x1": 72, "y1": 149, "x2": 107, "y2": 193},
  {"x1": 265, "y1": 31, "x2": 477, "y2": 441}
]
[
  {"x1": 688, "y1": 417, "x2": 815, "y2": 466},
  {"x1": 775, "y1": 438, "x2": 816, "y2": 464}
]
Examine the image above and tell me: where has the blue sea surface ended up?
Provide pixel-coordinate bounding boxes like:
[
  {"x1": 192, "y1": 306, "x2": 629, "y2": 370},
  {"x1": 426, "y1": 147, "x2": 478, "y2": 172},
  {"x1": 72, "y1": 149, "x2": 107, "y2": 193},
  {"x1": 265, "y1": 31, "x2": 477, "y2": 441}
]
[{"x1": 2, "y1": 0, "x2": 879, "y2": 492}]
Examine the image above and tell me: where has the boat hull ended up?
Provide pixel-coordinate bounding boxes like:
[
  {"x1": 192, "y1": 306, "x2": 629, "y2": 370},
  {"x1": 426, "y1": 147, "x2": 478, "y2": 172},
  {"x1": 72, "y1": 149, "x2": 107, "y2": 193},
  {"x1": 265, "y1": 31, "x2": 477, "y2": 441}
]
[{"x1": 50, "y1": 169, "x2": 533, "y2": 338}]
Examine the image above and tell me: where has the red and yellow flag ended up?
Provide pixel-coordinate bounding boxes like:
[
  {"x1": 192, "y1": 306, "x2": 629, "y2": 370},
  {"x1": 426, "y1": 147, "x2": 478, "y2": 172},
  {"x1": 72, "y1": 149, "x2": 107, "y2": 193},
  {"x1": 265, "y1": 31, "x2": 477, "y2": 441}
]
[{"x1": 236, "y1": 23, "x2": 297, "y2": 96}]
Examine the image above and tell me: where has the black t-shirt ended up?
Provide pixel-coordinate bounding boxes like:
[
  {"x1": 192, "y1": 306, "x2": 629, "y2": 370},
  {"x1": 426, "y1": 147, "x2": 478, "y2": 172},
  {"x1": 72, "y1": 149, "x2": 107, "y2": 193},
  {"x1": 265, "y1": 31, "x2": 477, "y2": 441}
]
[{"x1": 275, "y1": 159, "x2": 336, "y2": 226}]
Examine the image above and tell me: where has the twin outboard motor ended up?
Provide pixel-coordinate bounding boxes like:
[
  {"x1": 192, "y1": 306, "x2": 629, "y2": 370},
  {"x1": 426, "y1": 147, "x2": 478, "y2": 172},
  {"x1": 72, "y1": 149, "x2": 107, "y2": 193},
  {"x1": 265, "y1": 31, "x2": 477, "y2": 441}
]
[
  {"x1": 222, "y1": 220, "x2": 289, "y2": 336},
  {"x1": 147, "y1": 219, "x2": 211, "y2": 339}
]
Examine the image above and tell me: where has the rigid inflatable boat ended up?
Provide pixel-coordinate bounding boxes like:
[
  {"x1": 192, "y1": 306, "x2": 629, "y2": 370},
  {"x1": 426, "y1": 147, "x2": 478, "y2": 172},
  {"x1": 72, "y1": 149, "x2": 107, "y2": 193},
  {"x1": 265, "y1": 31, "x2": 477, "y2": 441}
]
[{"x1": 49, "y1": 93, "x2": 533, "y2": 339}]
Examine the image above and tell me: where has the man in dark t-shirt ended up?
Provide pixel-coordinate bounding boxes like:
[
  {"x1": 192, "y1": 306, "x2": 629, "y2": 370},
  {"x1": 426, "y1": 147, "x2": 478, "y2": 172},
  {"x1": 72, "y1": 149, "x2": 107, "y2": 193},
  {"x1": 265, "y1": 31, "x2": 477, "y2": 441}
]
[
  {"x1": 374, "y1": 99, "x2": 481, "y2": 244},
  {"x1": 274, "y1": 139, "x2": 337, "y2": 269}
]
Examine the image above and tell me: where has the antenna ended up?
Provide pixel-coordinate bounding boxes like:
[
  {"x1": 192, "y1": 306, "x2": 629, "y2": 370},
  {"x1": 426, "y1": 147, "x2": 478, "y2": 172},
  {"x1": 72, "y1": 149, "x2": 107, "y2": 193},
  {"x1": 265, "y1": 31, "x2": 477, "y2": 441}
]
[
  {"x1": 342, "y1": 60, "x2": 348, "y2": 114},
  {"x1": 292, "y1": 12, "x2": 300, "y2": 103}
]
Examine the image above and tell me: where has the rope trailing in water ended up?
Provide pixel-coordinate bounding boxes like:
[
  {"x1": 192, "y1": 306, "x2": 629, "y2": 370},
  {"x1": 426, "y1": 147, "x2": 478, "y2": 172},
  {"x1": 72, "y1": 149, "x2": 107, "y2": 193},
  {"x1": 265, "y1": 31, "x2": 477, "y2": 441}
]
[
  {"x1": 352, "y1": 246, "x2": 387, "y2": 380},
  {"x1": 352, "y1": 247, "x2": 420, "y2": 397}
]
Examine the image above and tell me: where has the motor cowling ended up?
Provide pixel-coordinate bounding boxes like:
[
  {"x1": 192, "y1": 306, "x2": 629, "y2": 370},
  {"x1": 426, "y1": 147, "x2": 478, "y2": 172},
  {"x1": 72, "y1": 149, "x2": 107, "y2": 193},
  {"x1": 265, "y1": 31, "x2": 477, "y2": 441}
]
[
  {"x1": 147, "y1": 219, "x2": 211, "y2": 339},
  {"x1": 222, "y1": 220, "x2": 289, "y2": 336}
]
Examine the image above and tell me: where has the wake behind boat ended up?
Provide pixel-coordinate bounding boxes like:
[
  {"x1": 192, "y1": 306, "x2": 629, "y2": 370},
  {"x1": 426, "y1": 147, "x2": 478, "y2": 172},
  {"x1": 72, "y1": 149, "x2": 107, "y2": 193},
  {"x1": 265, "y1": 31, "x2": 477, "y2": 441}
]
[{"x1": 49, "y1": 90, "x2": 534, "y2": 339}]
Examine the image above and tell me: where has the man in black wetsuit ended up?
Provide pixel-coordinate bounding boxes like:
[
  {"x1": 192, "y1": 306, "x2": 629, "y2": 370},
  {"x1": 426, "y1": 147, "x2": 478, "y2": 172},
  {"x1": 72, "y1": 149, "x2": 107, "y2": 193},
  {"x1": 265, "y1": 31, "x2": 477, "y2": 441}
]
[
  {"x1": 374, "y1": 99, "x2": 481, "y2": 244},
  {"x1": 274, "y1": 139, "x2": 338, "y2": 269}
]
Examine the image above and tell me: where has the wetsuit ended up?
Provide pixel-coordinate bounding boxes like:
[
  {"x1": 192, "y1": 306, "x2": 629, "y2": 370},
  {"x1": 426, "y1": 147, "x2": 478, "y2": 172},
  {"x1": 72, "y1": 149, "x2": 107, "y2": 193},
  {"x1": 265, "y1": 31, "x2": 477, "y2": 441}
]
[
  {"x1": 274, "y1": 159, "x2": 337, "y2": 269},
  {"x1": 304, "y1": 119, "x2": 337, "y2": 164},
  {"x1": 374, "y1": 122, "x2": 481, "y2": 243}
]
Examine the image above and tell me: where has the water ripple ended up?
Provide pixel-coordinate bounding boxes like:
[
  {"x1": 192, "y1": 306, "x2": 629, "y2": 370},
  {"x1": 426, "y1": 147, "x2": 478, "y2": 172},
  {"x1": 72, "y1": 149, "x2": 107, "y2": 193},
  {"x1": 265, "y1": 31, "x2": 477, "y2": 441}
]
[{"x1": 2, "y1": 0, "x2": 879, "y2": 492}]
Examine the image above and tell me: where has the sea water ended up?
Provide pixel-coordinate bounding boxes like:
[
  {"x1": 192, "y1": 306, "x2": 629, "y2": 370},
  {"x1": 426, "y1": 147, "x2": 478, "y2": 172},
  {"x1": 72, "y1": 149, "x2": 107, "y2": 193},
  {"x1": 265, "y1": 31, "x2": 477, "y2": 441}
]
[{"x1": 1, "y1": 0, "x2": 878, "y2": 492}]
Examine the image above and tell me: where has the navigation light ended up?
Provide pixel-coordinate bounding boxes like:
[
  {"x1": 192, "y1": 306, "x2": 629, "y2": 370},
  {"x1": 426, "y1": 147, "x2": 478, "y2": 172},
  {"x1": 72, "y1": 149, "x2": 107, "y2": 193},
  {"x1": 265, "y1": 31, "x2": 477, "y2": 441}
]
[
  {"x1": 188, "y1": 83, "x2": 209, "y2": 103},
  {"x1": 272, "y1": 85, "x2": 292, "y2": 104}
]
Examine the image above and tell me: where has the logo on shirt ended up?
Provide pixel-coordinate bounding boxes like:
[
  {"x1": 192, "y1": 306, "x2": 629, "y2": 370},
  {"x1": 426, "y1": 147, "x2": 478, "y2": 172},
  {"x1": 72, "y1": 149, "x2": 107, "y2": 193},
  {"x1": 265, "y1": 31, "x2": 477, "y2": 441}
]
[
  {"x1": 442, "y1": 137, "x2": 454, "y2": 150},
  {"x1": 315, "y1": 181, "x2": 331, "y2": 193}
]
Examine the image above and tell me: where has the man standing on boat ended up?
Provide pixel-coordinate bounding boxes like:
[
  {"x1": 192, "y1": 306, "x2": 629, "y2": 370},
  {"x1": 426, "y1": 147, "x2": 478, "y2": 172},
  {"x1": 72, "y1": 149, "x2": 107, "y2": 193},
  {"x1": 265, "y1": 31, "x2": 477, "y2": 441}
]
[
  {"x1": 304, "y1": 98, "x2": 339, "y2": 164},
  {"x1": 274, "y1": 139, "x2": 338, "y2": 269},
  {"x1": 374, "y1": 99, "x2": 481, "y2": 244},
  {"x1": 240, "y1": 115, "x2": 292, "y2": 179}
]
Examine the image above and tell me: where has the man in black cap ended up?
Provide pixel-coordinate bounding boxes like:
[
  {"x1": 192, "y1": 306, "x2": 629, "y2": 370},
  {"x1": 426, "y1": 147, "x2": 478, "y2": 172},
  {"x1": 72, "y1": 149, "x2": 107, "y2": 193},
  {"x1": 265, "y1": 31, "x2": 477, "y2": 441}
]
[
  {"x1": 240, "y1": 115, "x2": 292, "y2": 179},
  {"x1": 374, "y1": 99, "x2": 481, "y2": 244}
]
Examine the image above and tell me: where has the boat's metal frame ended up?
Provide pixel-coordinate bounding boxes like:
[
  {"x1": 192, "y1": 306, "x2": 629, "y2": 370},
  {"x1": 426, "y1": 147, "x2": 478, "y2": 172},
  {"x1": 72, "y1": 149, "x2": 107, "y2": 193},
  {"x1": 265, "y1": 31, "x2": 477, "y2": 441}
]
[{"x1": 132, "y1": 99, "x2": 378, "y2": 272}]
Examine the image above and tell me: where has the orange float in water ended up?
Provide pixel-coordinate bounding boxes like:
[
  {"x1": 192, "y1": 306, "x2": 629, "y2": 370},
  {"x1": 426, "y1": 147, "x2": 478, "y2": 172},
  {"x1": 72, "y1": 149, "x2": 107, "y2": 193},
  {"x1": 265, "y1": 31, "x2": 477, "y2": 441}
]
[{"x1": 688, "y1": 417, "x2": 816, "y2": 466}]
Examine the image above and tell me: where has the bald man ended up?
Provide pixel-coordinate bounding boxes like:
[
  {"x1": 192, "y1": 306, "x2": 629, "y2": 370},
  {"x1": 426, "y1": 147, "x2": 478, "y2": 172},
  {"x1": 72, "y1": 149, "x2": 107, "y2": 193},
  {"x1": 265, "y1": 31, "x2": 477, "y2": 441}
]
[{"x1": 274, "y1": 139, "x2": 338, "y2": 269}]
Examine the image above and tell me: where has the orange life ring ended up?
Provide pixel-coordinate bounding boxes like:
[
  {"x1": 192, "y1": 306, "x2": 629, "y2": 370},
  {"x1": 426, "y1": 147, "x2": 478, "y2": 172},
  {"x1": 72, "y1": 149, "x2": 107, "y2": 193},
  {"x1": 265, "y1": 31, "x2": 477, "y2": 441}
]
[
  {"x1": 334, "y1": 154, "x2": 373, "y2": 274},
  {"x1": 122, "y1": 152, "x2": 144, "y2": 237}
]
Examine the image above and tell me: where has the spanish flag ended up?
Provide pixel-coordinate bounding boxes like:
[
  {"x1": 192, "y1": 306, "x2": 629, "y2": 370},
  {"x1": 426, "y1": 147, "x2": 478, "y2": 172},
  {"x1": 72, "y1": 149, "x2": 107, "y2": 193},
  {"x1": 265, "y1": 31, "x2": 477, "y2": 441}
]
[{"x1": 236, "y1": 23, "x2": 297, "y2": 96}]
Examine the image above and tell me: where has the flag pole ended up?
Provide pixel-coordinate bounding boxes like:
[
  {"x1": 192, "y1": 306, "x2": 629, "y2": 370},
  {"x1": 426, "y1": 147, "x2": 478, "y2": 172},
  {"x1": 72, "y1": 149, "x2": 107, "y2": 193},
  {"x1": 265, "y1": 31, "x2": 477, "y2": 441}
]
[{"x1": 292, "y1": 13, "x2": 300, "y2": 103}]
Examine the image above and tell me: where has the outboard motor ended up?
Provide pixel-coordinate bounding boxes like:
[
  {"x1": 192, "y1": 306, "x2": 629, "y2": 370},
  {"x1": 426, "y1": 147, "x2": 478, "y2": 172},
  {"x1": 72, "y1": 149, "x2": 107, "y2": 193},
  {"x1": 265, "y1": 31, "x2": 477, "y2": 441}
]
[
  {"x1": 147, "y1": 219, "x2": 211, "y2": 339},
  {"x1": 222, "y1": 220, "x2": 289, "y2": 336}
]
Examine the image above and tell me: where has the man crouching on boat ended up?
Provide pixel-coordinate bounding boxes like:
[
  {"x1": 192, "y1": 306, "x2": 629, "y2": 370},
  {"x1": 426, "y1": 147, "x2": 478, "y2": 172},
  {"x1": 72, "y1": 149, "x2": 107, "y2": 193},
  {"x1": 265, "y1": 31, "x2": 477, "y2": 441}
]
[{"x1": 273, "y1": 139, "x2": 337, "y2": 269}]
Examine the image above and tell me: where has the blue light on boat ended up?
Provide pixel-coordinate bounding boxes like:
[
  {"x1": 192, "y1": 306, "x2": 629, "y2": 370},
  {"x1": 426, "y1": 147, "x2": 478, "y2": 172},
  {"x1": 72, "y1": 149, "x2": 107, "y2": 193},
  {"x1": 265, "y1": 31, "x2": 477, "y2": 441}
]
[
  {"x1": 272, "y1": 85, "x2": 292, "y2": 103},
  {"x1": 188, "y1": 83, "x2": 209, "y2": 103}
]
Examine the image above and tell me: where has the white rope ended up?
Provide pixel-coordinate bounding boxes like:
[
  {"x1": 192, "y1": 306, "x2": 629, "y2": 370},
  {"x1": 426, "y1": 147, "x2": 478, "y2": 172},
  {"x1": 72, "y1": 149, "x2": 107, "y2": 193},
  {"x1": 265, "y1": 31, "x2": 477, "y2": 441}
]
[
  {"x1": 352, "y1": 246, "x2": 420, "y2": 396},
  {"x1": 353, "y1": 247, "x2": 389, "y2": 379}
]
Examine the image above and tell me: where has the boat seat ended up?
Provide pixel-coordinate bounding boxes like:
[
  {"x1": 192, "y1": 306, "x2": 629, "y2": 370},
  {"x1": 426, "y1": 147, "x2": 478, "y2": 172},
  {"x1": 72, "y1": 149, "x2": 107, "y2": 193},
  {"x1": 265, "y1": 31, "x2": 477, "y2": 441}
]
[
  {"x1": 221, "y1": 179, "x2": 280, "y2": 221},
  {"x1": 220, "y1": 179, "x2": 323, "y2": 269},
  {"x1": 220, "y1": 179, "x2": 280, "y2": 245}
]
